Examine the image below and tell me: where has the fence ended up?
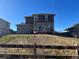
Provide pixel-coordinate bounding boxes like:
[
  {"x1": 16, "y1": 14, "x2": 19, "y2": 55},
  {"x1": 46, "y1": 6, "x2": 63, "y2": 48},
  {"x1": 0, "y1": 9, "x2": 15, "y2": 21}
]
[{"x1": 0, "y1": 44, "x2": 78, "y2": 59}]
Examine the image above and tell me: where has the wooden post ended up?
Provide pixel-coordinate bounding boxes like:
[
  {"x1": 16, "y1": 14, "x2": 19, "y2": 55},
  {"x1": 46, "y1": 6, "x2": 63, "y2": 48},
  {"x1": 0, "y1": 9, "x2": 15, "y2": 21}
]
[{"x1": 33, "y1": 43, "x2": 36, "y2": 59}]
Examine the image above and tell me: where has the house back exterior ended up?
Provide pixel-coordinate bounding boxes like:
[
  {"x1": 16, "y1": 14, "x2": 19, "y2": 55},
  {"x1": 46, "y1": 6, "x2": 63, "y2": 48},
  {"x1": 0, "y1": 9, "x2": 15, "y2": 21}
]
[
  {"x1": 0, "y1": 18, "x2": 10, "y2": 35},
  {"x1": 65, "y1": 24, "x2": 79, "y2": 38},
  {"x1": 17, "y1": 14, "x2": 55, "y2": 34}
]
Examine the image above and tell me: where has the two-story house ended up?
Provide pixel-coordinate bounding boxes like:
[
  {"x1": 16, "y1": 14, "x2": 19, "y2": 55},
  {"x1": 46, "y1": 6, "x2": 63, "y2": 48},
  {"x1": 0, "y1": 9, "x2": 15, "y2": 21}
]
[
  {"x1": 17, "y1": 14, "x2": 55, "y2": 34},
  {"x1": 65, "y1": 23, "x2": 79, "y2": 37},
  {"x1": 0, "y1": 18, "x2": 10, "y2": 35}
]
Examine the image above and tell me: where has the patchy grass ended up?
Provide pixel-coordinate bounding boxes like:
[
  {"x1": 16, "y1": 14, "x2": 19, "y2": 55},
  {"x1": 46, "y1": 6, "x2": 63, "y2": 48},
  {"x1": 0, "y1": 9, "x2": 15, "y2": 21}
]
[
  {"x1": 0, "y1": 34, "x2": 78, "y2": 56},
  {"x1": 0, "y1": 34, "x2": 78, "y2": 45},
  {"x1": 0, "y1": 35, "x2": 15, "y2": 43}
]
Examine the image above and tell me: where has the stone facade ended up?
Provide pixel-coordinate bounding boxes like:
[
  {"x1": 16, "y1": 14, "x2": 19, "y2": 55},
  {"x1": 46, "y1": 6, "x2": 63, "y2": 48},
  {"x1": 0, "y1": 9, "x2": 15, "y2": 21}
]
[{"x1": 17, "y1": 14, "x2": 55, "y2": 34}]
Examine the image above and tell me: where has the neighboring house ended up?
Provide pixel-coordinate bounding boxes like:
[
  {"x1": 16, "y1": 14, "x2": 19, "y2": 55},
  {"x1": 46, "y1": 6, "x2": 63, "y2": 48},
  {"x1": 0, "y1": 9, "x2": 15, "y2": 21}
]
[
  {"x1": 10, "y1": 29, "x2": 16, "y2": 34},
  {"x1": 17, "y1": 13, "x2": 55, "y2": 34},
  {"x1": 0, "y1": 18, "x2": 10, "y2": 35},
  {"x1": 65, "y1": 23, "x2": 79, "y2": 38}
]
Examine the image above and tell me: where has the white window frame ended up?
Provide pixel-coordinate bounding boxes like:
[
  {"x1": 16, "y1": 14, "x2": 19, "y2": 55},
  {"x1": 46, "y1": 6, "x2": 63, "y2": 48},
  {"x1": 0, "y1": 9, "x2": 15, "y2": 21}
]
[
  {"x1": 34, "y1": 15, "x2": 38, "y2": 21},
  {"x1": 45, "y1": 15, "x2": 48, "y2": 21}
]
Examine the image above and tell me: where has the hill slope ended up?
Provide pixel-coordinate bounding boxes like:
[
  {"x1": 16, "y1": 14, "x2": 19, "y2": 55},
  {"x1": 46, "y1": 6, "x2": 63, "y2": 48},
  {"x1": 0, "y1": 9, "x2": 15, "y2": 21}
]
[
  {"x1": 0, "y1": 34, "x2": 78, "y2": 45},
  {"x1": 0, "y1": 34, "x2": 78, "y2": 56}
]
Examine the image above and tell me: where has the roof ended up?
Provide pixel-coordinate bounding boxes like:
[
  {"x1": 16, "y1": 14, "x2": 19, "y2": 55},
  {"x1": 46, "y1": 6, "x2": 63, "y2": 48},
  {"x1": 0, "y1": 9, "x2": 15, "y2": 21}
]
[
  {"x1": 24, "y1": 13, "x2": 55, "y2": 18},
  {"x1": 65, "y1": 27, "x2": 74, "y2": 31},
  {"x1": 24, "y1": 16, "x2": 33, "y2": 18},
  {"x1": 73, "y1": 23, "x2": 79, "y2": 28},
  {"x1": 0, "y1": 18, "x2": 10, "y2": 24},
  {"x1": 65, "y1": 23, "x2": 79, "y2": 31},
  {"x1": 16, "y1": 23, "x2": 31, "y2": 26},
  {"x1": 16, "y1": 24, "x2": 25, "y2": 26},
  {"x1": 32, "y1": 13, "x2": 55, "y2": 16}
]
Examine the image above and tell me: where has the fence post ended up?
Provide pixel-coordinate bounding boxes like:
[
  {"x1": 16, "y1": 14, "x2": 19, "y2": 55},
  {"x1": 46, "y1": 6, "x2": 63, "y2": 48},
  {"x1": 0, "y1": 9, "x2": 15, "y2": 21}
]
[
  {"x1": 74, "y1": 44, "x2": 78, "y2": 59},
  {"x1": 33, "y1": 43, "x2": 36, "y2": 59}
]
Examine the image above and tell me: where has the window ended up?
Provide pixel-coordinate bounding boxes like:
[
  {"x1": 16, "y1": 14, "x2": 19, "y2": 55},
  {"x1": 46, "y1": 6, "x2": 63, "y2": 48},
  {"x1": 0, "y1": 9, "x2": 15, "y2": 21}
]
[
  {"x1": 33, "y1": 25, "x2": 36, "y2": 30},
  {"x1": 34, "y1": 15, "x2": 38, "y2": 21},
  {"x1": 39, "y1": 26, "x2": 43, "y2": 31},
  {"x1": 45, "y1": 15, "x2": 48, "y2": 21},
  {"x1": 48, "y1": 24, "x2": 51, "y2": 28}
]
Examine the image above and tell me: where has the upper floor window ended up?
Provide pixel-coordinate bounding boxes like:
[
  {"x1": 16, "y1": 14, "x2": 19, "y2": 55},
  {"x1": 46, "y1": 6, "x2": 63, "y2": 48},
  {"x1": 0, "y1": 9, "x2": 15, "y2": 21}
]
[
  {"x1": 34, "y1": 15, "x2": 38, "y2": 21},
  {"x1": 45, "y1": 15, "x2": 48, "y2": 21}
]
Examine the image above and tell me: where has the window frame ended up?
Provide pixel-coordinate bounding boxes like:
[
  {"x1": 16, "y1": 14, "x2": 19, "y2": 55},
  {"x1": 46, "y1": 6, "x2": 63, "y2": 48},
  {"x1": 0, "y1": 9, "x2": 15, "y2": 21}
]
[
  {"x1": 45, "y1": 15, "x2": 48, "y2": 21},
  {"x1": 34, "y1": 15, "x2": 38, "y2": 21}
]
